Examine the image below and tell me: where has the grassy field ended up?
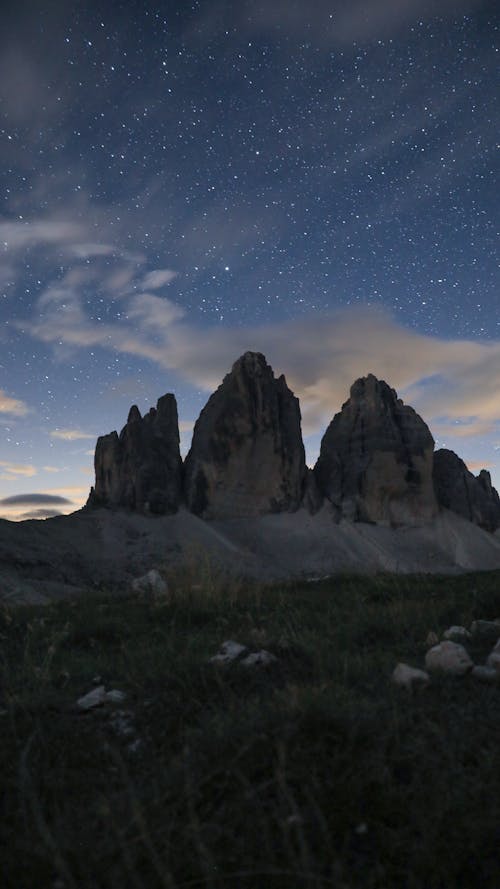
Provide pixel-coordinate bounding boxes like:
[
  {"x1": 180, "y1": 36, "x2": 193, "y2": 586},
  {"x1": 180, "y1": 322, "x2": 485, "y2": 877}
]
[{"x1": 2, "y1": 564, "x2": 500, "y2": 889}]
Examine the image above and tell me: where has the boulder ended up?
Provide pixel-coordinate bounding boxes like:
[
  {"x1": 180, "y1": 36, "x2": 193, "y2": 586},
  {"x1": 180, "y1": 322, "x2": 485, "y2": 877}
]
[
  {"x1": 433, "y1": 449, "x2": 500, "y2": 531},
  {"x1": 314, "y1": 374, "x2": 437, "y2": 525},
  {"x1": 443, "y1": 626, "x2": 471, "y2": 642},
  {"x1": 241, "y1": 650, "x2": 278, "y2": 668},
  {"x1": 183, "y1": 352, "x2": 308, "y2": 518},
  {"x1": 209, "y1": 640, "x2": 248, "y2": 664},
  {"x1": 472, "y1": 665, "x2": 500, "y2": 683},
  {"x1": 87, "y1": 394, "x2": 182, "y2": 514},
  {"x1": 131, "y1": 568, "x2": 168, "y2": 598},
  {"x1": 391, "y1": 662, "x2": 430, "y2": 690},
  {"x1": 424, "y1": 641, "x2": 473, "y2": 676}
]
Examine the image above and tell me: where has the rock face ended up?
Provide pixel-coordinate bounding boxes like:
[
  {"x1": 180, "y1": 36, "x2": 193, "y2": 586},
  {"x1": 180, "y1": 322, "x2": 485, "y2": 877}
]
[
  {"x1": 433, "y1": 448, "x2": 500, "y2": 532},
  {"x1": 183, "y1": 352, "x2": 308, "y2": 518},
  {"x1": 314, "y1": 374, "x2": 437, "y2": 525},
  {"x1": 88, "y1": 394, "x2": 182, "y2": 514}
]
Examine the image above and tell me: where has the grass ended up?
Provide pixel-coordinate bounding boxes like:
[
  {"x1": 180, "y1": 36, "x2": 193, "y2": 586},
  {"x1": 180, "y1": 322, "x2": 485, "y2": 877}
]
[{"x1": 2, "y1": 566, "x2": 500, "y2": 888}]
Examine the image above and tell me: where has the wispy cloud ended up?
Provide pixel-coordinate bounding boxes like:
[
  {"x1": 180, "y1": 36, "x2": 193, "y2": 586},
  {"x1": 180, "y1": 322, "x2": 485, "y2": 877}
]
[
  {"x1": 18, "y1": 508, "x2": 63, "y2": 520},
  {"x1": 50, "y1": 429, "x2": 96, "y2": 441},
  {"x1": 0, "y1": 219, "x2": 85, "y2": 250},
  {"x1": 140, "y1": 269, "x2": 177, "y2": 289},
  {"x1": 0, "y1": 390, "x2": 29, "y2": 416},
  {"x1": 0, "y1": 461, "x2": 37, "y2": 479},
  {"x1": 187, "y1": 0, "x2": 483, "y2": 47},
  {"x1": 22, "y1": 279, "x2": 500, "y2": 444}
]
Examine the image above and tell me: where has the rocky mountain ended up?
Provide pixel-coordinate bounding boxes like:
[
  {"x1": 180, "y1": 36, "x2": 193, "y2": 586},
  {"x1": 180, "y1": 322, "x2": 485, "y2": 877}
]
[
  {"x1": 183, "y1": 351, "x2": 308, "y2": 518},
  {"x1": 313, "y1": 374, "x2": 437, "y2": 525},
  {"x1": 87, "y1": 394, "x2": 182, "y2": 514},
  {"x1": 433, "y1": 448, "x2": 500, "y2": 532},
  {"x1": 85, "y1": 354, "x2": 499, "y2": 535}
]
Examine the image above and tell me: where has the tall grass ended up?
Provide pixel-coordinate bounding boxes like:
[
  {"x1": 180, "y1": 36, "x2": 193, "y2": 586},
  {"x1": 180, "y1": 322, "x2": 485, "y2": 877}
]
[{"x1": 2, "y1": 568, "x2": 500, "y2": 888}]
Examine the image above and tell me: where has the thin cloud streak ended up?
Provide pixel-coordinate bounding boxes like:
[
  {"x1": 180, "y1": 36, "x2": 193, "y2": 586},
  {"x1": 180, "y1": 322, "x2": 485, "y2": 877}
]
[
  {"x1": 22, "y1": 280, "x2": 500, "y2": 441},
  {"x1": 50, "y1": 429, "x2": 96, "y2": 441},
  {"x1": 0, "y1": 390, "x2": 29, "y2": 416}
]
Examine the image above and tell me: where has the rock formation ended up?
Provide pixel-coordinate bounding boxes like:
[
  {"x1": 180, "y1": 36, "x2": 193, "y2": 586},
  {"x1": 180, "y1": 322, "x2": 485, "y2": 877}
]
[
  {"x1": 183, "y1": 351, "x2": 308, "y2": 518},
  {"x1": 433, "y1": 448, "x2": 500, "y2": 532},
  {"x1": 87, "y1": 394, "x2": 182, "y2": 514},
  {"x1": 314, "y1": 374, "x2": 437, "y2": 525}
]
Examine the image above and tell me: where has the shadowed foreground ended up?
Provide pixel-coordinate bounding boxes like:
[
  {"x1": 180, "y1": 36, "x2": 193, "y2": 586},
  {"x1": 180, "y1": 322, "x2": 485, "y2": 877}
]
[{"x1": 2, "y1": 570, "x2": 500, "y2": 888}]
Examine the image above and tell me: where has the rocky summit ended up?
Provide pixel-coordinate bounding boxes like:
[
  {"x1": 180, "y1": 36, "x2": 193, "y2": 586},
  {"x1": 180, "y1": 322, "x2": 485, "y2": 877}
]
[
  {"x1": 433, "y1": 448, "x2": 500, "y2": 532},
  {"x1": 313, "y1": 374, "x2": 437, "y2": 525},
  {"x1": 87, "y1": 393, "x2": 182, "y2": 515},
  {"x1": 183, "y1": 351, "x2": 308, "y2": 518},
  {"x1": 84, "y1": 353, "x2": 500, "y2": 536}
]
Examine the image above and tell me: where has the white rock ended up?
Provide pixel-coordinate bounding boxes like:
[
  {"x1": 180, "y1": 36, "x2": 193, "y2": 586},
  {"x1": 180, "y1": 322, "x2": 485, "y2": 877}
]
[
  {"x1": 105, "y1": 689, "x2": 127, "y2": 703},
  {"x1": 471, "y1": 665, "x2": 500, "y2": 683},
  {"x1": 77, "y1": 686, "x2": 107, "y2": 710},
  {"x1": 241, "y1": 650, "x2": 278, "y2": 668},
  {"x1": 392, "y1": 662, "x2": 430, "y2": 690},
  {"x1": 425, "y1": 631, "x2": 439, "y2": 648},
  {"x1": 131, "y1": 569, "x2": 168, "y2": 598},
  {"x1": 443, "y1": 625, "x2": 471, "y2": 641},
  {"x1": 425, "y1": 641, "x2": 473, "y2": 676},
  {"x1": 209, "y1": 640, "x2": 248, "y2": 664}
]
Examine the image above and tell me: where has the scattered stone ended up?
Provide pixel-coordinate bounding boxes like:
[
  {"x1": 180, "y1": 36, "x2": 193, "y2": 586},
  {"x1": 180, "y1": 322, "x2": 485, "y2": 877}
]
[
  {"x1": 443, "y1": 625, "x2": 471, "y2": 642},
  {"x1": 241, "y1": 650, "x2": 278, "y2": 668},
  {"x1": 183, "y1": 351, "x2": 308, "y2": 518},
  {"x1": 105, "y1": 689, "x2": 127, "y2": 703},
  {"x1": 77, "y1": 686, "x2": 107, "y2": 710},
  {"x1": 127, "y1": 738, "x2": 143, "y2": 755},
  {"x1": 425, "y1": 631, "x2": 439, "y2": 648},
  {"x1": 209, "y1": 640, "x2": 248, "y2": 664},
  {"x1": 470, "y1": 620, "x2": 500, "y2": 642},
  {"x1": 108, "y1": 709, "x2": 135, "y2": 737},
  {"x1": 425, "y1": 641, "x2": 473, "y2": 676},
  {"x1": 392, "y1": 662, "x2": 430, "y2": 690},
  {"x1": 471, "y1": 665, "x2": 500, "y2": 684},
  {"x1": 131, "y1": 568, "x2": 168, "y2": 598},
  {"x1": 314, "y1": 373, "x2": 437, "y2": 525},
  {"x1": 433, "y1": 449, "x2": 500, "y2": 531},
  {"x1": 77, "y1": 686, "x2": 127, "y2": 710},
  {"x1": 92, "y1": 675, "x2": 102, "y2": 685}
]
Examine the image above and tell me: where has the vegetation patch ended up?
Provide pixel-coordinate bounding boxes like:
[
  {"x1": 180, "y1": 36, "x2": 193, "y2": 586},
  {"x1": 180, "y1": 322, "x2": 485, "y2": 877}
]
[{"x1": 2, "y1": 570, "x2": 500, "y2": 888}]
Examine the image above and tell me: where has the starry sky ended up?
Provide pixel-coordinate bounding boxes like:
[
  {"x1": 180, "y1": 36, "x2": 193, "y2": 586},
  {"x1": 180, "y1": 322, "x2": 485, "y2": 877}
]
[{"x1": 0, "y1": 0, "x2": 498, "y2": 520}]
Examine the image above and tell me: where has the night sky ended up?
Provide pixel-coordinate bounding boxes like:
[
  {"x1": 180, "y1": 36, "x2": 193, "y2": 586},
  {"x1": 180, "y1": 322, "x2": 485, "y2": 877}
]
[{"x1": 1, "y1": 0, "x2": 498, "y2": 520}]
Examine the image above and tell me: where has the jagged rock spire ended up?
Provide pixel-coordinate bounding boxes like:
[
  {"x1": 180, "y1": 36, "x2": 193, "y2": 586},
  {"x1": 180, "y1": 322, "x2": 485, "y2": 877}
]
[
  {"x1": 314, "y1": 373, "x2": 437, "y2": 525},
  {"x1": 183, "y1": 351, "x2": 308, "y2": 518}
]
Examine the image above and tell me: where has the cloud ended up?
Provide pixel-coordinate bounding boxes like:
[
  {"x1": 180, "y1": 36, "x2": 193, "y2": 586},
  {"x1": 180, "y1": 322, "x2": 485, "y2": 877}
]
[
  {"x1": 0, "y1": 493, "x2": 72, "y2": 506},
  {"x1": 0, "y1": 462, "x2": 36, "y2": 479},
  {"x1": 466, "y1": 460, "x2": 493, "y2": 473},
  {"x1": 69, "y1": 243, "x2": 116, "y2": 259},
  {"x1": 18, "y1": 509, "x2": 63, "y2": 520},
  {"x1": 0, "y1": 219, "x2": 85, "y2": 251},
  {"x1": 126, "y1": 294, "x2": 185, "y2": 330},
  {"x1": 188, "y1": 0, "x2": 483, "y2": 47},
  {"x1": 50, "y1": 429, "x2": 96, "y2": 441},
  {"x1": 140, "y1": 269, "x2": 177, "y2": 289},
  {"x1": 433, "y1": 420, "x2": 496, "y2": 440},
  {"x1": 0, "y1": 389, "x2": 29, "y2": 416},
  {"x1": 21, "y1": 279, "x2": 500, "y2": 444}
]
